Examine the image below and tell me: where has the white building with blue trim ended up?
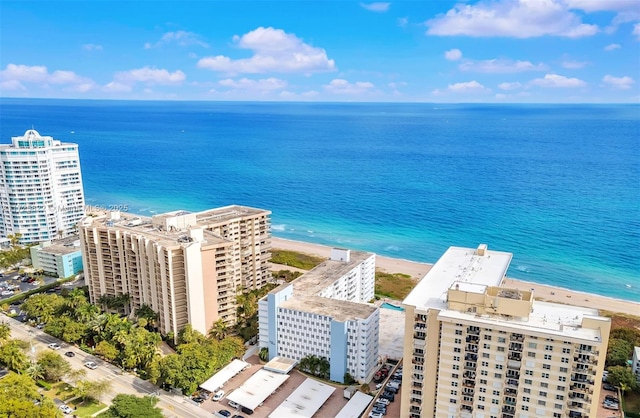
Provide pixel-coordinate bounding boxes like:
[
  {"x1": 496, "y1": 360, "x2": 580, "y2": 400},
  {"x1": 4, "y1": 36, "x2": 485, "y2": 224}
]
[{"x1": 258, "y1": 248, "x2": 379, "y2": 383}]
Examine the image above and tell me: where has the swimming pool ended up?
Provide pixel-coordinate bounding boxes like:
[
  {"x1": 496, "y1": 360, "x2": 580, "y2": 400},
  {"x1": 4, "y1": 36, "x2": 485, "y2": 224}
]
[{"x1": 381, "y1": 302, "x2": 405, "y2": 311}]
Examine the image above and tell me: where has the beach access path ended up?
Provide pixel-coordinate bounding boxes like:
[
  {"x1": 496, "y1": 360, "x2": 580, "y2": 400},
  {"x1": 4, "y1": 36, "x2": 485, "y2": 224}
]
[{"x1": 271, "y1": 237, "x2": 640, "y2": 317}]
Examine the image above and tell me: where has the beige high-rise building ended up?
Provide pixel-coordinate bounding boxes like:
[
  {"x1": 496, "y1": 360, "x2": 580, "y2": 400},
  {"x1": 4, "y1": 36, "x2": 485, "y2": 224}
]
[
  {"x1": 79, "y1": 205, "x2": 271, "y2": 338},
  {"x1": 401, "y1": 244, "x2": 610, "y2": 418}
]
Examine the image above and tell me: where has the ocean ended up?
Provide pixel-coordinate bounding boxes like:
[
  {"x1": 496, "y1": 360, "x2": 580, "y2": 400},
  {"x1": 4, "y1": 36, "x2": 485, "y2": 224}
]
[{"x1": 0, "y1": 99, "x2": 638, "y2": 302}]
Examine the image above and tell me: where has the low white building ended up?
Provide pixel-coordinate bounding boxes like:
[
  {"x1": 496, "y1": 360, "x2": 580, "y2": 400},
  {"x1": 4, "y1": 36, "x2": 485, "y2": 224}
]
[{"x1": 259, "y1": 248, "x2": 379, "y2": 383}]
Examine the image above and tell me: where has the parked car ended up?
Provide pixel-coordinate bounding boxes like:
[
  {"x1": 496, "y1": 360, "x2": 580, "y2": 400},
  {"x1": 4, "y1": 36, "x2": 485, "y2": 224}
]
[
  {"x1": 218, "y1": 411, "x2": 231, "y2": 418},
  {"x1": 192, "y1": 396, "x2": 205, "y2": 404},
  {"x1": 48, "y1": 343, "x2": 61, "y2": 350},
  {"x1": 604, "y1": 395, "x2": 618, "y2": 403},
  {"x1": 369, "y1": 413, "x2": 384, "y2": 418},
  {"x1": 59, "y1": 405, "x2": 73, "y2": 414},
  {"x1": 603, "y1": 383, "x2": 617, "y2": 391},
  {"x1": 213, "y1": 390, "x2": 225, "y2": 401},
  {"x1": 375, "y1": 398, "x2": 390, "y2": 406},
  {"x1": 84, "y1": 361, "x2": 98, "y2": 370},
  {"x1": 229, "y1": 400, "x2": 239, "y2": 409}
]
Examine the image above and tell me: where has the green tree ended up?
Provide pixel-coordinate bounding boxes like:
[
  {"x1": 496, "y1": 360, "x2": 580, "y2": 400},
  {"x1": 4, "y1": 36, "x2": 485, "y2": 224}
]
[
  {"x1": 0, "y1": 373, "x2": 58, "y2": 418},
  {"x1": 36, "y1": 351, "x2": 71, "y2": 382},
  {"x1": 67, "y1": 368, "x2": 87, "y2": 385},
  {"x1": 74, "y1": 379, "x2": 112, "y2": 402},
  {"x1": 21, "y1": 294, "x2": 65, "y2": 324},
  {"x1": 94, "y1": 340, "x2": 119, "y2": 362},
  {"x1": 259, "y1": 347, "x2": 269, "y2": 362},
  {"x1": 0, "y1": 321, "x2": 10, "y2": 344},
  {"x1": 98, "y1": 394, "x2": 163, "y2": 418},
  {"x1": 0, "y1": 339, "x2": 29, "y2": 372},
  {"x1": 606, "y1": 365, "x2": 638, "y2": 392},
  {"x1": 606, "y1": 338, "x2": 633, "y2": 367},
  {"x1": 25, "y1": 362, "x2": 45, "y2": 381},
  {"x1": 178, "y1": 324, "x2": 205, "y2": 345},
  {"x1": 135, "y1": 304, "x2": 158, "y2": 330},
  {"x1": 208, "y1": 319, "x2": 228, "y2": 340}
]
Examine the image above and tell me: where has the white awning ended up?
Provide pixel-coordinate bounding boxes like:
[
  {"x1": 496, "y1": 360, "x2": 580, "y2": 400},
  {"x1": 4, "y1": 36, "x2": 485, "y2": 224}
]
[{"x1": 199, "y1": 359, "x2": 250, "y2": 393}]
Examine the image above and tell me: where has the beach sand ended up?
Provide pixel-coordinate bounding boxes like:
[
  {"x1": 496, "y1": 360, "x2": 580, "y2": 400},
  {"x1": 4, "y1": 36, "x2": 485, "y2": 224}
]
[{"x1": 271, "y1": 237, "x2": 640, "y2": 317}]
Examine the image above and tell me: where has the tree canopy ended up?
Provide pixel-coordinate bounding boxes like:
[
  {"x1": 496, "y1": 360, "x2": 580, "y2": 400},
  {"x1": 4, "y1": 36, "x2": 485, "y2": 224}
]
[
  {"x1": 98, "y1": 394, "x2": 162, "y2": 418},
  {"x1": 0, "y1": 373, "x2": 57, "y2": 418}
]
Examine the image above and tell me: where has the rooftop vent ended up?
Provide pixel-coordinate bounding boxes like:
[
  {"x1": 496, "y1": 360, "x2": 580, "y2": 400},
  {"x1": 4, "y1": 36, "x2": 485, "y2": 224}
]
[{"x1": 477, "y1": 244, "x2": 488, "y2": 256}]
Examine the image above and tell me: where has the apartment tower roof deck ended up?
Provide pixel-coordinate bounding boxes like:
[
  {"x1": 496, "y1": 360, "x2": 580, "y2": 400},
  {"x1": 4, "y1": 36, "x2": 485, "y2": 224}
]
[
  {"x1": 279, "y1": 294, "x2": 377, "y2": 322},
  {"x1": 403, "y1": 244, "x2": 513, "y2": 310},
  {"x1": 291, "y1": 249, "x2": 374, "y2": 295}
]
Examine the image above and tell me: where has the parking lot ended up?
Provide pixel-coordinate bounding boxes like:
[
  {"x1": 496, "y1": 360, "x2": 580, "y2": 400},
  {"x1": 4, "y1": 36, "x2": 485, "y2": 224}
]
[
  {"x1": 190, "y1": 355, "x2": 365, "y2": 418},
  {"x1": 596, "y1": 383, "x2": 622, "y2": 418},
  {"x1": 0, "y1": 270, "x2": 60, "y2": 300}
]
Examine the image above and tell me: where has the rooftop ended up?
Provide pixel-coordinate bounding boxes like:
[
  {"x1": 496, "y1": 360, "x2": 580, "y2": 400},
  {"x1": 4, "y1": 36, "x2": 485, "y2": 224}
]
[
  {"x1": 291, "y1": 250, "x2": 373, "y2": 296},
  {"x1": 280, "y1": 294, "x2": 377, "y2": 322},
  {"x1": 226, "y1": 369, "x2": 289, "y2": 411},
  {"x1": 36, "y1": 236, "x2": 82, "y2": 256},
  {"x1": 268, "y1": 378, "x2": 335, "y2": 418},
  {"x1": 81, "y1": 211, "x2": 230, "y2": 249},
  {"x1": 438, "y1": 300, "x2": 605, "y2": 343},
  {"x1": 403, "y1": 244, "x2": 513, "y2": 310}
]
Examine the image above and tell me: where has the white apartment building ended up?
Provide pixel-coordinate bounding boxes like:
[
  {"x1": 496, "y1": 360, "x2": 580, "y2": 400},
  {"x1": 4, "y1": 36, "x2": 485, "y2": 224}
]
[
  {"x1": 259, "y1": 248, "x2": 379, "y2": 383},
  {"x1": 79, "y1": 205, "x2": 271, "y2": 338},
  {"x1": 401, "y1": 244, "x2": 611, "y2": 418},
  {"x1": 633, "y1": 346, "x2": 640, "y2": 383},
  {"x1": 0, "y1": 129, "x2": 85, "y2": 244}
]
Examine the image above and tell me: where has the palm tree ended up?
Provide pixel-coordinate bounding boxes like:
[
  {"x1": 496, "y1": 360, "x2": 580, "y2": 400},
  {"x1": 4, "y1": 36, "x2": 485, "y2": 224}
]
[
  {"x1": 0, "y1": 321, "x2": 10, "y2": 344},
  {"x1": 26, "y1": 362, "x2": 45, "y2": 381},
  {"x1": 318, "y1": 357, "x2": 330, "y2": 379},
  {"x1": 208, "y1": 319, "x2": 228, "y2": 340},
  {"x1": 7, "y1": 233, "x2": 22, "y2": 247},
  {"x1": 67, "y1": 368, "x2": 87, "y2": 385}
]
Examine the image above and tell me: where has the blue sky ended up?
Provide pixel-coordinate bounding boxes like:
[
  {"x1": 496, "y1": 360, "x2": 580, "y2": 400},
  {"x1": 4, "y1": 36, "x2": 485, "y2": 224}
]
[{"x1": 1, "y1": 1, "x2": 638, "y2": 102}]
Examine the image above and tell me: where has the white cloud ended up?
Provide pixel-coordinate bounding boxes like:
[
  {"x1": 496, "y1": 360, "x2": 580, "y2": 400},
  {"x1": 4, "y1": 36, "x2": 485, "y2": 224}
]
[
  {"x1": 0, "y1": 79, "x2": 26, "y2": 91},
  {"x1": 145, "y1": 30, "x2": 209, "y2": 49},
  {"x1": 444, "y1": 49, "x2": 462, "y2": 61},
  {"x1": 82, "y1": 44, "x2": 103, "y2": 51},
  {"x1": 561, "y1": 60, "x2": 588, "y2": 69},
  {"x1": 114, "y1": 67, "x2": 186, "y2": 85},
  {"x1": 564, "y1": 0, "x2": 638, "y2": 12},
  {"x1": 324, "y1": 79, "x2": 375, "y2": 94},
  {"x1": 0, "y1": 64, "x2": 95, "y2": 91},
  {"x1": 197, "y1": 27, "x2": 336, "y2": 74},
  {"x1": 360, "y1": 2, "x2": 391, "y2": 12},
  {"x1": 498, "y1": 81, "x2": 522, "y2": 90},
  {"x1": 103, "y1": 81, "x2": 132, "y2": 93},
  {"x1": 604, "y1": 43, "x2": 621, "y2": 51},
  {"x1": 218, "y1": 77, "x2": 287, "y2": 91},
  {"x1": 388, "y1": 81, "x2": 407, "y2": 89},
  {"x1": 529, "y1": 73, "x2": 586, "y2": 88},
  {"x1": 398, "y1": 17, "x2": 408, "y2": 27},
  {"x1": 603, "y1": 75, "x2": 635, "y2": 89},
  {"x1": 426, "y1": 0, "x2": 598, "y2": 38},
  {"x1": 459, "y1": 59, "x2": 547, "y2": 73},
  {"x1": 634, "y1": 23, "x2": 640, "y2": 39},
  {"x1": 447, "y1": 80, "x2": 490, "y2": 93}
]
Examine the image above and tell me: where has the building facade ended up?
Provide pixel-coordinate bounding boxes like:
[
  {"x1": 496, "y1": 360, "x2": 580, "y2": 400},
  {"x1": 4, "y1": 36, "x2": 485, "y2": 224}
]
[
  {"x1": 259, "y1": 248, "x2": 379, "y2": 383},
  {"x1": 79, "y1": 205, "x2": 271, "y2": 338},
  {"x1": 633, "y1": 346, "x2": 640, "y2": 383},
  {"x1": 30, "y1": 236, "x2": 83, "y2": 278},
  {"x1": 401, "y1": 244, "x2": 611, "y2": 418},
  {"x1": 0, "y1": 129, "x2": 85, "y2": 243}
]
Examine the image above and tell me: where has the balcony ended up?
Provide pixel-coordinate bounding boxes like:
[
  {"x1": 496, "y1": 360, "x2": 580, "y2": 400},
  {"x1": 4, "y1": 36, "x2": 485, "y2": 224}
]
[
  {"x1": 502, "y1": 406, "x2": 516, "y2": 414},
  {"x1": 510, "y1": 334, "x2": 524, "y2": 342},
  {"x1": 505, "y1": 379, "x2": 519, "y2": 388}
]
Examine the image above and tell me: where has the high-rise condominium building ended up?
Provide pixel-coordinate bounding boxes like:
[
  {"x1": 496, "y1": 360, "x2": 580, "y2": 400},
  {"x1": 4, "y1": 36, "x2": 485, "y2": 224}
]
[
  {"x1": 79, "y1": 205, "x2": 271, "y2": 338},
  {"x1": 0, "y1": 129, "x2": 85, "y2": 243},
  {"x1": 401, "y1": 244, "x2": 610, "y2": 418},
  {"x1": 259, "y1": 248, "x2": 379, "y2": 383}
]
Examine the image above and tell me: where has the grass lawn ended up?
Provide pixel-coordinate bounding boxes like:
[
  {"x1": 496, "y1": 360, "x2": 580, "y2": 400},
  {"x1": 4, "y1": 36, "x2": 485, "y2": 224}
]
[
  {"x1": 40, "y1": 381, "x2": 75, "y2": 402},
  {"x1": 270, "y1": 250, "x2": 324, "y2": 270},
  {"x1": 375, "y1": 271, "x2": 416, "y2": 300},
  {"x1": 624, "y1": 390, "x2": 640, "y2": 414},
  {"x1": 67, "y1": 398, "x2": 107, "y2": 418}
]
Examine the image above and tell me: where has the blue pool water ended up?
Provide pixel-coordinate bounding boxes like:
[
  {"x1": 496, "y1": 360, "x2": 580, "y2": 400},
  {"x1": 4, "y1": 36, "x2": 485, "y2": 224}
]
[{"x1": 381, "y1": 302, "x2": 405, "y2": 311}]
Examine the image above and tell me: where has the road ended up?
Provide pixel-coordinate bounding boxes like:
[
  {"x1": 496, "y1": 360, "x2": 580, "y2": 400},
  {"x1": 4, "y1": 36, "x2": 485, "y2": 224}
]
[{"x1": 2, "y1": 315, "x2": 211, "y2": 418}]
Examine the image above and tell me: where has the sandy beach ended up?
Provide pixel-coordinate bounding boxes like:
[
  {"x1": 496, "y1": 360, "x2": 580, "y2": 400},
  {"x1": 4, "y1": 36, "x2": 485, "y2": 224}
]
[{"x1": 271, "y1": 237, "x2": 640, "y2": 317}]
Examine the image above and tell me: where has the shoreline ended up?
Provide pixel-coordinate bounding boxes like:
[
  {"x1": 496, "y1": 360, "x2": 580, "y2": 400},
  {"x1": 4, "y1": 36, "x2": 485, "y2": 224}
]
[{"x1": 271, "y1": 237, "x2": 640, "y2": 317}]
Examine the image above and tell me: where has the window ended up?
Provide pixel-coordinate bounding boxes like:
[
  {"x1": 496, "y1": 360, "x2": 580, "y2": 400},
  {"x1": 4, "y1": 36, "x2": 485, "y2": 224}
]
[
  {"x1": 482, "y1": 361, "x2": 489, "y2": 367},
  {"x1": 484, "y1": 335, "x2": 492, "y2": 341},
  {"x1": 452, "y1": 373, "x2": 459, "y2": 379},
  {"x1": 544, "y1": 354, "x2": 552, "y2": 360},
  {"x1": 557, "y1": 386, "x2": 565, "y2": 391},
  {"x1": 558, "y1": 376, "x2": 566, "y2": 382},
  {"x1": 450, "y1": 399, "x2": 457, "y2": 404},
  {"x1": 494, "y1": 373, "x2": 502, "y2": 378},
  {"x1": 493, "y1": 390, "x2": 500, "y2": 396},
  {"x1": 451, "y1": 390, "x2": 457, "y2": 395},
  {"x1": 483, "y1": 343, "x2": 491, "y2": 349},
  {"x1": 539, "y1": 391, "x2": 547, "y2": 397},
  {"x1": 559, "y1": 367, "x2": 568, "y2": 373},
  {"x1": 523, "y1": 388, "x2": 531, "y2": 394},
  {"x1": 455, "y1": 338, "x2": 462, "y2": 344},
  {"x1": 525, "y1": 370, "x2": 533, "y2": 376},
  {"x1": 562, "y1": 348, "x2": 570, "y2": 354},
  {"x1": 525, "y1": 379, "x2": 533, "y2": 384},
  {"x1": 528, "y1": 352, "x2": 536, "y2": 358},
  {"x1": 528, "y1": 342, "x2": 537, "y2": 349},
  {"x1": 454, "y1": 347, "x2": 461, "y2": 353},
  {"x1": 545, "y1": 345, "x2": 553, "y2": 351},
  {"x1": 523, "y1": 396, "x2": 530, "y2": 402},
  {"x1": 542, "y1": 373, "x2": 549, "y2": 378},
  {"x1": 543, "y1": 364, "x2": 551, "y2": 370},
  {"x1": 561, "y1": 357, "x2": 569, "y2": 363},
  {"x1": 455, "y1": 330, "x2": 462, "y2": 335},
  {"x1": 555, "y1": 395, "x2": 564, "y2": 400},
  {"x1": 521, "y1": 405, "x2": 529, "y2": 411},
  {"x1": 538, "y1": 400, "x2": 546, "y2": 406},
  {"x1": 483, "y1": 353, "x2": 490, "y2": 358}
]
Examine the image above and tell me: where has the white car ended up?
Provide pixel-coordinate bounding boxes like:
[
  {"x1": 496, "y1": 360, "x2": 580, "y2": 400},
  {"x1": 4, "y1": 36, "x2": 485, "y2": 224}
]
[
  {"x1": 59, "y1": 405, "x2": 73, "y2": 414},
  {"x1": 1, "y1": 290, "x2": 14, "y2": 296},
  {"x1": 212, "y1": 390, "x2": 225, "y2": 401},
  {"x1": 376, "y1": 398, "x2": 390, "y2": 406},
  {"x1": 48, "y1": 343, "x2": 61, "y2": 350},
  {"x1": 84, "y1": 361, "x2": 98, "y2": 370}
]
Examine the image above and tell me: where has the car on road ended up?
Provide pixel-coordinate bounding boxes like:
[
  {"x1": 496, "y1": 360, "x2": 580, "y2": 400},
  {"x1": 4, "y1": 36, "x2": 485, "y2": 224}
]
[
  {"x1": 84, "y1": 361, "x2": 98, "y2": 370},
  {"x1": 65, "y1": 351, "x2": 75, "y2": 357},
  {"x1": 48, "y1": 343, "x2": 61, "y2": 350},
  {"x1": 1, "y1": 290, "x2": 14, "y2": 296},
  {"x1": 213, "y1": 390, "x2": 225, "y2": 401},
  {"x1": 36, "y1": 323, "x2": 45, "y2": 329},
  {"x1": 59, "y1": 405, "x2": 73, "y2": 414},
  {"x1": 192, "y1": 396, "x2": 205, "y2": 404}
]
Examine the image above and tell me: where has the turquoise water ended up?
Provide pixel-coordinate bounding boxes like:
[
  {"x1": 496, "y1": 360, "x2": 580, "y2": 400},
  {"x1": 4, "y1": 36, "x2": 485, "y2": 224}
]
[
  {"x1": 0, "y1": 99, "x2": 638, "y2": 302},
  {"x1": 381, "y1": 303, "x2": 405, "y2": 312}
]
